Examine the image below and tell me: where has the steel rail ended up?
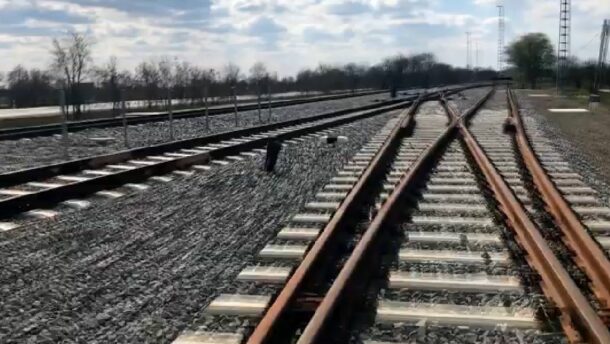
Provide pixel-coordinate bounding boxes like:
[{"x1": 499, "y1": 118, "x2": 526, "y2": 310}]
[
  {"x1": 0, "y1": 90, "x2": 385, "y2": 140},
  {"x1": 246, "y1": 93, "x2": 429, "y2": 344},
  {"x1": 0, "y1": 100, "x2": 413, "y2": 217},
  {"x1": 0, "y1": 85, "x2": 473, "y2": 190},
  {"x1": 0, "y1": 83, "x2": 490, "y2": 141},
  {"x1": 506, "y1": 88, "x2": 610, "y2": 323},
  {"x1": 445, "y1": 95, "x2": 610, "y2": 344},
  {"x1": 293, "y1": 88, "x2": 495, "y2": 344},
  {"x1": 0, "y1": 97, "x2": 414, "y2": 189}
]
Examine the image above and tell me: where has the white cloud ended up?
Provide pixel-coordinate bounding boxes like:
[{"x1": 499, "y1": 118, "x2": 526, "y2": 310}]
[
  {"x1": 472, "y1": 0, "x2": 497, "y2": 5},
  {"x1": 0, "y1": 0, "x2": 606, "y2": 76}
]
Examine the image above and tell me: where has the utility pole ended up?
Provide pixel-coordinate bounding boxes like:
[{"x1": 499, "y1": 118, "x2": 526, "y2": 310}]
[
  {"x1": 120, "y1": 89, "x2": 128, "y2": 147},
  {"x1": 167, "y1": 88, "x2": 174, "y2": 141},
  {"x1": 267, "y1": 75, "x2": 272, "y2": 122},
  {"x1": 557, "y1": 0, "x2": 571, "y2": 93},
  {"x1": 232, "y1": 86, "x2": 238, "y2": 127},
  {"x1": 59, "y1": 89, "x2": 69, "y2": 159},
  {"x1": 475, "y1": 40, "x2": 480, "y2": 69},
  {"x1": 497, "y1": 3, "x2": 505, "y2": 71},
  {"x1": 593, "y1": 19, "x2": 610, "y2": 92},
  {"x1": 466, "y1": 31, "x2": 472, "y2": 70}
]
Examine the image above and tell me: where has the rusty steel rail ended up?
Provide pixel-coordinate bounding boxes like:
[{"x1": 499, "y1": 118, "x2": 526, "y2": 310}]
[
  {"x1": 294, "y1": 90, "x2": 496, "y2": 343},
  {"x1": 295, "y1": 117, "x2": 459, "y2": 344},
  {"x1": 246, "y1": 95, "x2": 428, "y2": 344},
  {"x1": 444, "y1": 97, "x2": 610, "y2": 344},
  {"x1": 0, "y1": 100, "x2": 414, "y2": 217},
  {"x1": 0, "y1": 90, "x2": 385, "y2": 140},
  {"x1": 506, "y1": 88, "x2": 610, "y2": 323}
]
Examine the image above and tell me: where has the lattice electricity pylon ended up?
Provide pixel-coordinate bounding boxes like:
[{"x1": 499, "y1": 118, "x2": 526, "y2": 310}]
[
  {"x1": 497, "y1": 4, "x2": 505, "y2": 71},
  {"x1": 557, "y1": 0, "x2": 571, "y2": 91},
  {"x1": 593, "y1": 19, "x2": 610, "y2": 92}
]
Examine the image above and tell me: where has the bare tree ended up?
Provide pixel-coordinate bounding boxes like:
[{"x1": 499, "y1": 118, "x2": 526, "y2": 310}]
[
  {"x1": 94, "y1": 56, "x2": 131, "y2": 116},
  {"x1": 135, "y1": 61, "x2": 161, "y2": 108},
  {"x1": 8, "y1": 66, "x2": 30, "y2": 108},
  {"x1": 249, "y1": 62, "x2": 268, "y2": 122},
  {"x1": 8, "y1": 66, "x2": 53, "y2": 107},
  {"x1": 250, "y1": 62, "x2": 268, "y2": 83},
  {"x1": 51, "y1": 31, "x2": 93, "y2": 119},
  {"x1": 188, "y1": 66, "x2": 216, "y2": 105},
  {"x1": 174, "y1": 61, "x2": 191, "y2": 103},
  {"x1": 157, "y1": 57, "x2": 175, "y2": 101},
  {"x1": 223, "y1": 62, "x2": 240, "y2": 97},
  {"x1": 344, "y1": 63, "x2": 366, "y2": 94},
  {"x1": 156, "y1": 57, "x2": 177, "y2": 138}
]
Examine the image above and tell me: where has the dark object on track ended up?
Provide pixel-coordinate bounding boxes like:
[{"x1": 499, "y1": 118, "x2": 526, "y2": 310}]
[{"x1": 265, "y1": 139, "x2": 282, "y2": 172}]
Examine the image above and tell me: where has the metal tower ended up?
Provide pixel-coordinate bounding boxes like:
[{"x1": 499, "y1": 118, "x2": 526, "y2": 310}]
[
  {"x1": 593, "y1": 19, "x2": 610, "y2": 92},
  {"x1": 557, "y1": 0, "x2": 571, "y2": 91},
  {"x1": 497, "y1": 4, "x2": 505, "y2": 70}
]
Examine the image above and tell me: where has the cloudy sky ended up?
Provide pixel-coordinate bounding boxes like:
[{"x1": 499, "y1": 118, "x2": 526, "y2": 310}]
[{"x1": 0, "y1": 0, "x2": 608, "y2": 77}]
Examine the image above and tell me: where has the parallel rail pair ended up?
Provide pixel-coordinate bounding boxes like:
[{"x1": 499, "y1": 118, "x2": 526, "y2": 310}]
[
  {"x1": 218, "y1": 87, "x2": 610, "y2": 344},
  {"x1": 0, "y1": 84, "x2": 484, "y2": 224},
  {"x1": 0, "y1": 90, "x2": 385, "y2": 140}
]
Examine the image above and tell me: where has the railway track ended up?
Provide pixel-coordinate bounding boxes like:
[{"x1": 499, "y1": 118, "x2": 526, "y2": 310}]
[
  {"x1": 0, "y1": 97, "x2": 417, "y2": 231},
  {"x1": 0, "y1": 90, "x2": 385, "y2": 140},
  {"x1": 171, "y1": 86, "x2": 610, "y2": 344},
  {"x1": 0, "y1": 84, "x2": 489, "y2": 232}
]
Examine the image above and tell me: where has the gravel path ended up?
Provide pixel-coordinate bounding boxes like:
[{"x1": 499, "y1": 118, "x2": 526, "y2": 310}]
[
  {"x1": 0, "y1": 110, "x2": 398, "y2": 343},
  {"x1": 0, "y1": 93, "x2": 388, "y2": 173}
]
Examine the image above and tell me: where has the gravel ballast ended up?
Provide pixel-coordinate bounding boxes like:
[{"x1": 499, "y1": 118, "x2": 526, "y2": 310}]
[
  {"x1": 0, "y1": 110, "x2": 398, "y2": 343},
  {"x1": 516, "y1": 91, "x2": 610, "y2": 203},
  {"x1": 350, "y1": 134, "x2": 563, "y2": 343},
  {"x1": 0, "y1": 93, "x2": 388, "y2": 173},
  {"x1": 449, "y1": 87, "x2": 492, "y2": 113}
]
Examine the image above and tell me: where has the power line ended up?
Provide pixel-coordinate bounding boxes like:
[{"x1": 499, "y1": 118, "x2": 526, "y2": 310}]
[{"x1": 577, "y1": 32, "x2": 600, "y2": 51}]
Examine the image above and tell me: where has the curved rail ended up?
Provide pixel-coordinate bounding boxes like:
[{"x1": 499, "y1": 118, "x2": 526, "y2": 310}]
[
  {"x1": 292, "y1": 89, "x2": 494, "y2": 343},
  {"x1": 447, "y1": 95, "x2": 610, "y2": 344},
  {"x1": 0, "y1": 83, "x2": 491, "y2": 141},
  {"x1": 506, "y1": 88, "x2": 610, "y2": 323},
  {"x1": 246, "y1": 92, "x2": 427, "y2": 343}
]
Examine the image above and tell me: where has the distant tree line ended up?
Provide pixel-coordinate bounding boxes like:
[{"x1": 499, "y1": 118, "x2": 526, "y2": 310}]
[
  {"x1": 505, "y1": 32, "x2": 610, "y2": 90},
  {"x1": 1, "y1": 31, "x2": 497, "y2": 119}
]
